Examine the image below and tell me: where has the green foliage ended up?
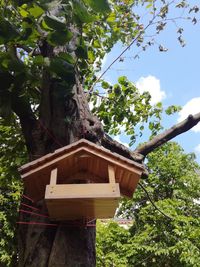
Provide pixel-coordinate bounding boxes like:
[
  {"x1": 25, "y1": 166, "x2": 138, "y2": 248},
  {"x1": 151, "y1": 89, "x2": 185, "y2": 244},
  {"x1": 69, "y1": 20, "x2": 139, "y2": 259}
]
[
  {"x1": 91, "y1": 76, "x2": 179, "y2": 144},
  {"x1": 0, "y1": 0, "x2": 199, "y2": 132},
  {"x1": 96, "y1": 221, "x2": 131, "y2": 267},
  {"x1": 0, "y1": 0, "x2": 199, "y2": 266},
  {"x1": 83, "y1": 0, "x2": 111, "y2": 14},
  {"x1": 97, "y1": 143, "x2": 200, "y2": 266},
  {"x1": 0, "y1": 119, "x2": 27, "y2": 266}
]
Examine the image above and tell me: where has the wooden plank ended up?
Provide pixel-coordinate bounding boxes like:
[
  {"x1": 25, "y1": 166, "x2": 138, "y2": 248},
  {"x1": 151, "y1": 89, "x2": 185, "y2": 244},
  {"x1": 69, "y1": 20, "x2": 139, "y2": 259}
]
[
  {"x1": 21, "y1": 147, "x2": 84, "y2": 179},
  {"x1": 45, "y1": 183, "x2": 120, "y2": 199},
  {"x1": 108, "y1": 165, "x2": 115, "y2": 184},
  {"x1": 46, "y1": 198, "x2": 119, "y2": 220},
  {"x1": 127, "y1": 173, "x2": 140, "y2": 191},
  {"x1": 80, "y1": 147, "x2": 143, "y2": 176},
  {"x1": 21, "y1": 146, "x2": 143, "y2": 180},
  {"x1": 50, "y1": 168, "x2": 57, "y2": 185}
]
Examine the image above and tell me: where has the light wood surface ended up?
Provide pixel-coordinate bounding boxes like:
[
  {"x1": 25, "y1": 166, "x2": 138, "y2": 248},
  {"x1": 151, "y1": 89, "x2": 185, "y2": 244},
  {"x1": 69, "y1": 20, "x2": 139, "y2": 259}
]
[
  {"x1": 50, "y1": 168, "x2": 57, "y2": 185},
  {"x1": 19, "y1": 139, "x2": 144, "y2": 202},
  {"x1": 45, "y1": 184, "x2": 120, "y2": 220},
  {"x1": 108, "y1": 165, "x2": 115, "y2": 184}
]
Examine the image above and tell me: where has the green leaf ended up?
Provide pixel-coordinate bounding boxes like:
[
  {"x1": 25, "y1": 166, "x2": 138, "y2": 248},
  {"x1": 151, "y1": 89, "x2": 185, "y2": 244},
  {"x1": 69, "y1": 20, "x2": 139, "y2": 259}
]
[
  {"x1": 83, "y1": 0, "x2": 111, "y2": 13},
  {"x1": 113, "y1": 84, "x2": 121, "y2": 95},
  {"x1": 18, "y1": 7, "x2": 29, "y2": 17},
  {"x1": 0, "y1": 18, "x2": 19, "y2": 44},
  {"x1": 88, "y1": 49, "x2": 95, "y2": 63},
  {"x1": 43, "y1": 15, "x2": 66, "y2": 31},
  {"x1": 118, "y1": 76, "x2": 128, "y2": 86},
  {"x1": 107, "y1": 12, "x2": 116, "y2": 23},
  {"x1": 146, "y1": 3, "x2": 152, "y2": 9},
  {"x1": 29, "y1": 4, "x2": 44, "y2": 18},
  {"x1": 101, "y1": 81, "x2": 110, "y2": 89},
  {"x1": 0, "y1": 54, "x2": 25, "y2": 73},
  {"x1": 33, "y1": 55, "x2": 44, "y2": 65},
  {"x1": 165, "y1": 105, "x2": 182, "y2": 115},
  {"x1": 49, "y1": 58, "x2": 75, "y2": 83},
  {"x1": 93, "y1": 39, "x2": 101, "y2": 48},
  {"x1": 58, "y1": 52, "x2": 75, "y2": 64},
  {"x1": 75, "y1": 44, "x2": 88, "y2": 59},
  {"x1": 72, "y1": 0, "x2": 95, "y2": 23},
  {"x1": 47, "y1": 29, "x2": 73, "y2": 46}
]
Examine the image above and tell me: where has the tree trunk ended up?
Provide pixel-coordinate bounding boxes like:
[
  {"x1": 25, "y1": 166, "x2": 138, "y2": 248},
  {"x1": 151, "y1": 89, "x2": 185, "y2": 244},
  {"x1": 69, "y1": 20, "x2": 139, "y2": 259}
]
[
  {"x1": 18, "y1": 218, "x2": 96, "y2": 267},
  {"x1": 17, "y1": 75, "x2": 102, "y2": 266}
]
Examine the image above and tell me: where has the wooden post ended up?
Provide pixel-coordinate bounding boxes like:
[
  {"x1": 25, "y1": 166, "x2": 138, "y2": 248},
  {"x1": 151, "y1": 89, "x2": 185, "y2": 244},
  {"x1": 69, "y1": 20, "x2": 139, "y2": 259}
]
[
  {"x1": 50, "y1": 168, "x2": 57, "y2": 185},
  {"x1": 108, "y1": 165, "x2": 115, "y2": 184}
]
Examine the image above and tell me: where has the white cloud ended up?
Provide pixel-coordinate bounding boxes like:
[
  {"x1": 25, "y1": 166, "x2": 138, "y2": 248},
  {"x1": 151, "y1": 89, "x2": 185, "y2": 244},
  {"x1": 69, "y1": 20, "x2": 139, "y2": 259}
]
[
  {"x1": 136, "y1": 75, "x2": 166, "y2": 105},
  {"x1": 113, "y1": 135, "x2": 129, "y2": 148},
  {"x1": 195, "y1": 144, "x2": 200, "y2": 154},
  {"x1": 178, "y1": 97, "x2": 200, "y2": 132}
]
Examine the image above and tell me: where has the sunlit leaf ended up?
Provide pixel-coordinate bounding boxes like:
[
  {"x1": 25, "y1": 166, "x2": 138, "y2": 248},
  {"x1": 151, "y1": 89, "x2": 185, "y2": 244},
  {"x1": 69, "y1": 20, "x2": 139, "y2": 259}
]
[{"x1": 83, "y1": 0, "x2": 111, "y2": 13}]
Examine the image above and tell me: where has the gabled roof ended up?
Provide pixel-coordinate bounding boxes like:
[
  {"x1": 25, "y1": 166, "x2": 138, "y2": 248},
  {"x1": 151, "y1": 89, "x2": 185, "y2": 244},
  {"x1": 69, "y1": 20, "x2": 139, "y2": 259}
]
[{"x1": 19, "y1": 139, "x2": 144, "y2": 201}]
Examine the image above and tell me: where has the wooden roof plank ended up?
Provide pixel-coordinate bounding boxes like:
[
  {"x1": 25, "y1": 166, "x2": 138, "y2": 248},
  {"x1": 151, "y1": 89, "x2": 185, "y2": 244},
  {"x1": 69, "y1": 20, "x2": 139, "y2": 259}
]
[{"x1": 19, "y1": 139, "x2": 144, "y2": 175}]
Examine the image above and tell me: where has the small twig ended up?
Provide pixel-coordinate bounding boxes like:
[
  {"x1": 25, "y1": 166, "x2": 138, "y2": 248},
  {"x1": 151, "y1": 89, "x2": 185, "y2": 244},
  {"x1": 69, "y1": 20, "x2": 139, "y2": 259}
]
[
  {"x1": 16, "y1": 44, "x2": 40, "y2": 56},
  {"x1": 89, "y1": 0, "x2": 176, "y2": 93},
  {"x1": 138, "y1": 182, "x2": 172, "y2": 220}
]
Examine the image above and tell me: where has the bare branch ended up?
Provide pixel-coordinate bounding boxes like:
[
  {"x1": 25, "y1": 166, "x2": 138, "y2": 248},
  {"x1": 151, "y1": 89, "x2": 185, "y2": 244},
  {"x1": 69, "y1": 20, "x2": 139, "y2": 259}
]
[{"x1": 134, "y1": 112, "x2": 200, "y2": 156}]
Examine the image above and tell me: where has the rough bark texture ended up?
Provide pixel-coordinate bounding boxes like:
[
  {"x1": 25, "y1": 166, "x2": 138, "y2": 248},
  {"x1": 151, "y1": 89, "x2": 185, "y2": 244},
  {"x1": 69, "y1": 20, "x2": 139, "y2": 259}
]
[
  {"x1": 18, "y1": 215, "x2": 96, "y2": 267},
  {"x1": 15, "y1": 25, "x2": 102, "y2": 264},
  {"x1": 17, "y1": 79, "x2": 98, "y2": 267},
  {"x1": 14, "y1": 20, "x2": 131, "y2": 266},
  {"x1": 134, "y1": 112, "x2": 200, "y2": 156}
]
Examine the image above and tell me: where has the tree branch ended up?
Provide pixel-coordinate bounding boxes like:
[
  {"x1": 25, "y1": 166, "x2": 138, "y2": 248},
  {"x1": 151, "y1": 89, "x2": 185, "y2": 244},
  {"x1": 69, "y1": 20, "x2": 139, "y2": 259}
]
[
  {"x1": 16, "y1": 44, "x2": 41, "y2": 56},
  {"x1": 11, "y1": 94, "x2": 45, "y2": 157},
  {"x1": 101, "y1": 134, "x2": 144, "y2": 162},
  {"x1": 134, "y1": 112, "x2": 200, "y2": 157}
]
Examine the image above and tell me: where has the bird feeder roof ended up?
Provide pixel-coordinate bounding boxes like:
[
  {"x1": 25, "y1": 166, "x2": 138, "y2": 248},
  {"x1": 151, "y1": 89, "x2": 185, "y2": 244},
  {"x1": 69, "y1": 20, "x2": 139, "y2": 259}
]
[{"x1": 19, "y1": 139, "x2": 144, "y2": 201}]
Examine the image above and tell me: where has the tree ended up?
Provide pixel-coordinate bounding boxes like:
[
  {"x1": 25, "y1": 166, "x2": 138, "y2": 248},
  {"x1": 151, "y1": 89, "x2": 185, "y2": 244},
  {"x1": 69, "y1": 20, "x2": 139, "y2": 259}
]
[
  {"x1": 0, "y1": 0, "x2": 200, "y2": 266},
  {"x1": 97, "y1": 142, "x2": 200, "y2": 267}
]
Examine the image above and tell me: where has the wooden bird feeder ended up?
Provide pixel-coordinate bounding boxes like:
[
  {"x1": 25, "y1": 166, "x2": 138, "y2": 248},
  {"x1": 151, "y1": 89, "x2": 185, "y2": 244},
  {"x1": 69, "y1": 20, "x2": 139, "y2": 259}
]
[{"x1": 19, "y1": 139, "x2": 144, "y2": 220}]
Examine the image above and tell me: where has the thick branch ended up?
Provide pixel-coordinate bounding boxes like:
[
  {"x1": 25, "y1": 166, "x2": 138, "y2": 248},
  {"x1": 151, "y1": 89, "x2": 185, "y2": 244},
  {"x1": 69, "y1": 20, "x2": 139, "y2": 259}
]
[
  {"x1": 134, "y1": 112, "x2": 200, "y2": 157},
  {"x1": 101, "y1": 134, "x2": 144, "y2": 162},
  {"x1": 11, "y1": 94, "x2": 45, "y2": 157}
]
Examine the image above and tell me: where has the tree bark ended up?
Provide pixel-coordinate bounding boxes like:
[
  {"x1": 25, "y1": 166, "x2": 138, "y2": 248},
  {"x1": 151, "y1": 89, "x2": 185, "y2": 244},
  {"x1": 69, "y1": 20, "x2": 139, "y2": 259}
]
[
  {"x1": 17, "y1": 74, "x2": 101, "y2": 266},
  {"x1": 134, "y1": 112, "x2": 200, "y2": 157}
]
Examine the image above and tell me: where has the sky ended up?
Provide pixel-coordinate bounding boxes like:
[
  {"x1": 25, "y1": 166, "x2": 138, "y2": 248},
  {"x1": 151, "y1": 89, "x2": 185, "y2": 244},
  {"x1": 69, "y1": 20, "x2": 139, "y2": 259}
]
[{"x1": 96, "y1": 2, "x2": 200, "y2": 162}]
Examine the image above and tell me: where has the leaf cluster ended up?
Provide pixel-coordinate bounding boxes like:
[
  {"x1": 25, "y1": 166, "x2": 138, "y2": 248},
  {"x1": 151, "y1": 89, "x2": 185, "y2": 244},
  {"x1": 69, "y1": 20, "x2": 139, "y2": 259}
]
[
  {"x1": 0, "y1": 119, "x2": 27, "y2": 266},
  {"x1": 97, "y1": 143, "x2": 200, "y2": 267}
]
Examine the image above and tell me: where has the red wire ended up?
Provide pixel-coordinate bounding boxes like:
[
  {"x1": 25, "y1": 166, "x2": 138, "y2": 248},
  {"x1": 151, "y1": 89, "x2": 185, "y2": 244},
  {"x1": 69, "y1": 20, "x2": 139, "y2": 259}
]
[
  {"x1": 17, "y1": 221, "x2": 96, "y2": 227},
  {"x1": 20, "y1": 203, "x2": 41, "y2": 211},
  {"x1": 17, "y1": 221, "x2": 58, "y2": 227},
  {"x1": 19, "y1": 209, "x2": 49, "y2": 218},
  {"x1": 22, "y1": 194, "x2": 34, "y2": 203},
  {"x1": 38, "y1": 120, "x2": 63, "y2": 148}
]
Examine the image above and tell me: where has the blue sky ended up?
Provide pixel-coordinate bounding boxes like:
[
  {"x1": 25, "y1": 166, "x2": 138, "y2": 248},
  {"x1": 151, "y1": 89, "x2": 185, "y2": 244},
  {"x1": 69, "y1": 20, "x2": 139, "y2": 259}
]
[{"x1": 96, "y1": 3, "x2": 200, "y2": 162}]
